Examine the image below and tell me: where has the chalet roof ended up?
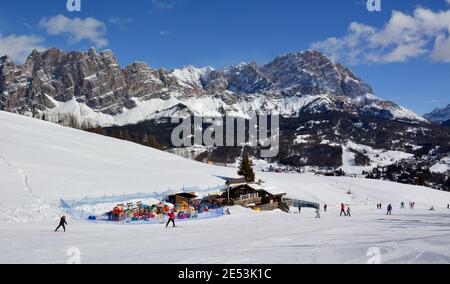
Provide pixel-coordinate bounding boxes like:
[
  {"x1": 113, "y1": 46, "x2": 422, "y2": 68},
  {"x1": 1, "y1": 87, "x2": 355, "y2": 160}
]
[
  {"x1": 247, "y1": 183, "x2": 265, "y2": 191},
  {"x1": 228, "y1": 183, "x2": 286, "y2": 196},
  {"x1": 168, "y1": 192, "x2": 198, "y2": 199},
  {"x1": 225, "y1": 178, "x2": 247, "y2": 185}
]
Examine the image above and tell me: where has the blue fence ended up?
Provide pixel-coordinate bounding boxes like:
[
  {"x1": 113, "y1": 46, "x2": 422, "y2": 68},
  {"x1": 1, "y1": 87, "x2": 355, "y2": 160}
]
[
  {"x1": 286, "y1": 198, "x2": 320, "y2": 209},
  {"x1": 61, "y1": 185, "x2": 225, "y2": 208}
]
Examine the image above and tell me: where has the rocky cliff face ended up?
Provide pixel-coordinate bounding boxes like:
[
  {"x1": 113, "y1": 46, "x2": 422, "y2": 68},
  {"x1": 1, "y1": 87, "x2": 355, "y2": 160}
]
[
  {"x1": 1, "y1": 48, "x2": 130, "y2": 115},
  {"x1": 0, "y1": 48, "x2": 425, "y2": 125}
]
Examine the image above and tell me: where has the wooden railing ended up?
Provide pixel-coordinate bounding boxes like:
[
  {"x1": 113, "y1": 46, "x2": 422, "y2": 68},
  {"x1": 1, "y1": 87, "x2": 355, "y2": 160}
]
[{"x1": 234, "y1": 197, "x2": 262, "y2": 206}]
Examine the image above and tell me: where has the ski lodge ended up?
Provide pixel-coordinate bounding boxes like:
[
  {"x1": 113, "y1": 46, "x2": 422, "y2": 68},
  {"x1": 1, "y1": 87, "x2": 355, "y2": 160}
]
[{"x1": 221, "y1": 178, "x2": 288, "y2": 212}]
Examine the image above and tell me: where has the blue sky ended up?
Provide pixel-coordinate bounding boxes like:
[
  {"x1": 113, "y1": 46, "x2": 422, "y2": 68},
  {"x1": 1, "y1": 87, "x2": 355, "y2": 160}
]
[{"x1": 0, "y1": 0, "x2": 449, "y2": 114}]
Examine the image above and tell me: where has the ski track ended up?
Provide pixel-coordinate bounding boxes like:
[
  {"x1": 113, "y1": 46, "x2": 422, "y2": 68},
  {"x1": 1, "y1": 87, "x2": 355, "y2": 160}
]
[{"x1": 0, "y1": 155, "x2": 34, "y2": 196}]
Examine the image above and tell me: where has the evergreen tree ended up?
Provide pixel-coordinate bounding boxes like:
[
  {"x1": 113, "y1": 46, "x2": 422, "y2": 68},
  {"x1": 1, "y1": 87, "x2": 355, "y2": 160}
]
[
  {"x1": 238, "y1": 152, "x2": 255, "y2": 183},
  {"x1": 147, "y1": 134, "x2": 162, "y2": 150}
]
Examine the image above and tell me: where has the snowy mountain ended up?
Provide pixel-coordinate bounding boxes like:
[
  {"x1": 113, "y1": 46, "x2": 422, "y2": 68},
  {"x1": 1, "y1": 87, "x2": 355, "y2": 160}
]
[
  {"x1": 0, "y1": 48, "x2": 426, "y2": 126},
  {"x1": 424, "y1": 104, "x2": 450, "y2": 123},
  {"x1": 1, "y1": 48, "x2": 448, "y2": 176}
]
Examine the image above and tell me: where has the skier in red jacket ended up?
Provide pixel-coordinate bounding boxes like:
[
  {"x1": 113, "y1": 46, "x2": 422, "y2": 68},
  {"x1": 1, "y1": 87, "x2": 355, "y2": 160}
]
[
  {"x1": 340, "y1": 203, "x2": 346, "y2": 216},
  {"x1": 166, "y1": 210, "x2": 176, "y2": 228}
]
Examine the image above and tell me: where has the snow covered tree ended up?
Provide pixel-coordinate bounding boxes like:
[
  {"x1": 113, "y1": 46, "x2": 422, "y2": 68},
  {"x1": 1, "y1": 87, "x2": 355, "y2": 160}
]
[{"x1": 238, "y1": 152, "x2": 255, "y2": 183}]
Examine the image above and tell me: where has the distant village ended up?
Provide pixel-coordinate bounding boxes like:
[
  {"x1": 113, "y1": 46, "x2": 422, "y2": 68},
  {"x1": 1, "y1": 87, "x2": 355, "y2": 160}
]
[{"x1": 260, "y1": 156, "x2": 449, "y2": 192}]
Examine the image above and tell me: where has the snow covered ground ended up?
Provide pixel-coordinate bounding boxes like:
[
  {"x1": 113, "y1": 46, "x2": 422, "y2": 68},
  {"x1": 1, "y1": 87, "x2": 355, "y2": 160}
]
[
  {"x1": 340, "y1": 141, "x2": 414, "y2": 175},
  {"x1": 430, "y1": 156, "x2": 450, "y2": 174},
  {"x1": 1, "y1": 207, "x2": 449, "y2": 264},
  {"x1": 0, "y1": 111, "x2": 449, "y2": 264}
]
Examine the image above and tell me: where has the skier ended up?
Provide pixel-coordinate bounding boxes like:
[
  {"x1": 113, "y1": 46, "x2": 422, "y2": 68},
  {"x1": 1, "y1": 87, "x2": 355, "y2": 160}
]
[
  {"x1": 298, "y1": 206, "x2": 302, "y2": 214},
  {"x1": 447, "y1": 204, "x2": 449, "y2": 210},
  {"x1": 340, "y1": 203, "x2": 346, "y2": 216},
  {"x1": 225, "y1": 208, "x2": 231, "y2": 215},
  {"x1": 166, "y1": 210, "x2": 176, "y2": 228},
  {"x1": 387, "y1": 204, "x2": 393, "y2": 215},
  {"x1": 400, "y1": 202, "x2": 405, "y2": 209},
  {"x1": 55, "y1": 215, "x2": 68, "y2": 232},
  {"x1": 346, "y1": 207, "x2": 351, "y2": 217},
  {"x1": 323, "y1": 204, "x2": 328, "y2": 212},
  {"x1": 315, "y1": 208, "x2": 321, "y2": 218}
]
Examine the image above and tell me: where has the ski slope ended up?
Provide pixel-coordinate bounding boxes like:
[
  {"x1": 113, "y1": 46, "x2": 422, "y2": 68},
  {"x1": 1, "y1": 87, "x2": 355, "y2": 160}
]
[
  {"x1": 0, "y1": 111, "x2": 449, "y2": 264},
  {"x1": 0, "y1": 207, "x2": 449, "y2": 264}
]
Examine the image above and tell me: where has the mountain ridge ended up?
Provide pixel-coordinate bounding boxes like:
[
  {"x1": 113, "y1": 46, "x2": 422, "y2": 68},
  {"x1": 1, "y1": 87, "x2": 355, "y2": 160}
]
[
  {"x1": 424, "y1": 104, "x2": 450, "y2": 123},
  {"x1": 0, "y1": 48, "x2": 426, "y2": 126}
]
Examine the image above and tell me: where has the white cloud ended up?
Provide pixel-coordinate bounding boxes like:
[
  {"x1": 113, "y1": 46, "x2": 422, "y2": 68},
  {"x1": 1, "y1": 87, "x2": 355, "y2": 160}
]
[
  {"x1": 39, "y1": 15, "x2": 108, "y2": 48},
  {"x1": 152, "y1": 0, "x2": 175, "y2": 11},
  {"x1": 431, "y1": 34, "x2": 450, "y2": 62},
  {"x1": 0, "y1": 34, "x2": 45, "y2": 63},
  {"x1": 151, "y1": 0, "x2": 188, "y2": 11},
  {"x1": 108, "y1": 17, "x2": 134, "y2": 32},
  {"x1": 311, "y1": 6, "x2": 450, "y2": 65}
]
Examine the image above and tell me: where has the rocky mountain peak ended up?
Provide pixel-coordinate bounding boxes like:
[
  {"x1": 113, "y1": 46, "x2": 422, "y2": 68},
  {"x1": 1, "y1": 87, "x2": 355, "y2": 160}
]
[{"x1": 0, "y1": 48, "x2": 425, "y2": 124}]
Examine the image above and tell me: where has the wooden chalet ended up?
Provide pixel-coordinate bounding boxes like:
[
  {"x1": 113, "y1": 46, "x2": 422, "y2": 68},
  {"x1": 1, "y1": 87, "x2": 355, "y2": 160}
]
[{"x1": 222, "y1": 180, "x2": 287, "y2": 211}]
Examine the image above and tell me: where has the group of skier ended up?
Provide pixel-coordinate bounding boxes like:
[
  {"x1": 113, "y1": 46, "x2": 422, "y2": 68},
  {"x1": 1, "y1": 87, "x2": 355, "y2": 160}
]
[
  {"x1": 299, "y1": 203, "x2": 356, "y2": 218},
  {"x1": 298, "y1": 203, "x2": 350, "y2": 218},
  {"x1": 376, "y1": 201, "x2": 418, "y2": 215},
  {"x1": 53, "y1": 208, "x2": 179, "y2": 233},
  {"x1": 55, "y1": 201, "x2": 450, "y2": 232},
  {"x1": 378, "y1": 203, "x2": 394, "y2": 215},
  {"x1": 382, "y1": 203, "x2": 408, "y2": 215},
  {"x1": 297, "y1": 200, "x2": 447, "y2": 218}
]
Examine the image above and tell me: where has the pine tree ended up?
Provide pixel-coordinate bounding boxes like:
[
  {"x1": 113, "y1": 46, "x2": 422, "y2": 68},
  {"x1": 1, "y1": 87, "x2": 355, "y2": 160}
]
[
  {"x1": 238, "y1": 152, "x2": 255, "y2": 183},
  {"x1": 147, "y1": 134, "x2": 162, "y2": 150}
]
